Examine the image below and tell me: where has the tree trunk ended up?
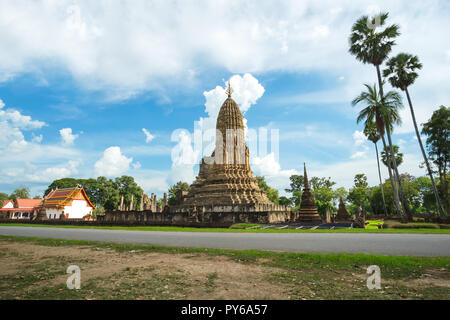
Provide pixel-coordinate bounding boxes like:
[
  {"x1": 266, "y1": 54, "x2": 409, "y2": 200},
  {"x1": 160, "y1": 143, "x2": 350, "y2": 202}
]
[
  {"x1": 376, "y1": 64, "x2": 403, "y2": 218},
  {"x1": 380, "y1": 133, "x2": 402, "y2": 217},
  {"x1": 405, "y1": 88, "x2": 445, "y2": 217},
  {"x1": 386, "y1": 127, "x2": 412, "y2": 221},
  {"x1": 375, "y1": 142, "x2": 388, "y2": 215}
]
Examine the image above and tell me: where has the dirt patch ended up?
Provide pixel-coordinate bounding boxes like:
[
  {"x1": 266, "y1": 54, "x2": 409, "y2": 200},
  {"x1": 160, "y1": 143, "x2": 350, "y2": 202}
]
[
  {"x1": 1, "y1": 240, "x2": 449, "y2": 300},
  {"x1": 0, "y1": 241, "x2": 287, "y2": 299}
]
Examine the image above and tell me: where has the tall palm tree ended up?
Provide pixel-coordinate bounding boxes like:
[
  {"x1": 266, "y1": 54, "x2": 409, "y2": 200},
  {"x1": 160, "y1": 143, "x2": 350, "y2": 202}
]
[
  {"x1": 349, "y1": 12, "x2": 399, "y2": 98},
  {"x1": 383, "y1": 53, "x2": 445, "y2": 217},
  {"x1": 352, "y1": 83, "x2": 403, "y2": 218},
  {"x1": 363, "y1": 121, "x2": 388, "y2": 215},
  {"x1": 381, "y1": 145, "x2": 403, "y2": 170},
  {"x1": 349, "y1": 13, "x2": 409, "y2": 218}
]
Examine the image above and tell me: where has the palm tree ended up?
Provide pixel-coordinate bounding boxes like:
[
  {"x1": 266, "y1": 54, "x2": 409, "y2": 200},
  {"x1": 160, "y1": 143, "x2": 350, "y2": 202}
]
[
  {"x1": 349, "y1": 12, "x2": 399, "y2": 98},
  {"x1": 363, "y1": 121, "x2": 388, "y2": 215},
  {"x1": 349, "y1": 13, "x2": 410, "y2": 218},
  {"x1": 383, "y1": 53, "x2": 445, "y2": 217},
  {"x1": 381, "y1": 145, "x2": 403, "y2": 170},
  {"x1": 352, "y1": 83, "x2": 403, "y2": 218}
]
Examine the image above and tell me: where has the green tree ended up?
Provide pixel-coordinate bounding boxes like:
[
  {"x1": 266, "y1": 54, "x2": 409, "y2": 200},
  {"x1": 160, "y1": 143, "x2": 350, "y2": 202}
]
[
  {"x1": 285, "y1": 175, "x2": 304, "y2": 193},
  {"x1": 349, "y1": 12, "x2": 411, "y2": 220},
  {"x1": 349, "y1": 12, "x2": 399, "y2": 93},
  {"x1": 256, "y1": 176, "x2": 279, "y2": 204},
  {"x1": 348, "y1": 174, "x2": 370, "y2": 211},
  {"x1": 383, "y1": 53, "x2": 445, "y2": 217},
  {"x1": 381, "y1": 145, "x2": 403, "y2": 169},
  {"x1": 285, "y1": 174, "x2": 304, "y2": 209},
  {"x1": 278, "y1": 196, "x2": 292, "y2": 206},
  {"x1": 168, "y1": 181, "x2": 190, "y2": 205},
  {"x1": 422, "y1": 106, "x2": 450, "y2": 215},
  {"x1": 114, "y1": 176, "x2": 144, "y2": 211},
  {"x1": 363, "y1": 121, "x2": 388, "y2": 214},
  {"x1": 10, "y1": 188, "x2": 30, "y2": 199},
  {"x1": 352, "y1": 83, "x2": 405, "y2": 218},
  {"x1": 0, "y1": 193, "x2": 8, "y2": 201}
]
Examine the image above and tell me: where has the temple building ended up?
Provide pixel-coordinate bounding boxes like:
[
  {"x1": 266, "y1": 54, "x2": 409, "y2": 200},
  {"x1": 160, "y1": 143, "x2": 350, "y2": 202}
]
[
  {"x1": 0, "y1": 199, "x2": 42, "y2": 220},
  {"x1": 296, "y1": 163, "x2": 322, "y2": 223},
  {"x1": 169, "y1": 82, "x2": 289, "y2": 224},
  {"x1": 38, "y1": 185, "x2": 95, "y2": 220}
]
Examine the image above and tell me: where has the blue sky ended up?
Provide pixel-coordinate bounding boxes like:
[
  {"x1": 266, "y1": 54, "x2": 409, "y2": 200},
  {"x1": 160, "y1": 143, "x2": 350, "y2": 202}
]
[{"x1": 1, "y1": 1, "x2": 449, "y2": 198}]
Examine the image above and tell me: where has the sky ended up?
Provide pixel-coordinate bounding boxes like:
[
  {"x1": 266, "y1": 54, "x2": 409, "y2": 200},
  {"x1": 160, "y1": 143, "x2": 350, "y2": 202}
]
[{"x1": 0, "y1": 0, "x2": 449, "y2": 198}]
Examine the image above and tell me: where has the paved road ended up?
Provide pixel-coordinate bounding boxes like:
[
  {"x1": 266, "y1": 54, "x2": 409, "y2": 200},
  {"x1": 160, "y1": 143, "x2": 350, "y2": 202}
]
[{"x1": 1, "y1": 226, "x2": 449, "y2": 257}]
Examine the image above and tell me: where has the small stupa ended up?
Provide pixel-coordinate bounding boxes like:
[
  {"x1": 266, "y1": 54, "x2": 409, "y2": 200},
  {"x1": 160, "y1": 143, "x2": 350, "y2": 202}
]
[
  {"x1": 297, "y1": 163, "x2": 322, "y2": 223},
  {"x1": 335, "y1": 197, "x2": 351, "y2": 222}
]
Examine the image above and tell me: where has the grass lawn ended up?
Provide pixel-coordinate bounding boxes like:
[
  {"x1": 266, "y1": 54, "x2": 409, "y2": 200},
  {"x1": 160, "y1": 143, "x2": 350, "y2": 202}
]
[
  {"x1": 0, "y1": 235, "x2": 449, "y2": 300},
  {"x1": 1, "y1": 223, "x2": 450, "y2": 234}
]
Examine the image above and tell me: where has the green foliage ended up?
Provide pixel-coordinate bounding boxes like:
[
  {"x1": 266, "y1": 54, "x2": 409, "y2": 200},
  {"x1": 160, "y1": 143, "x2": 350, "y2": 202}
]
[
  {"x1": 383, "y1": 53, "x2": 422, "y2": 91},
  {"x1": 348, "y1": 174, "x2": 370, "y2": 211},
  {"x1": 353, "y1": 83, "x2": 403, "y2": 136},
  {"x1": 10, "y1": 188, "x2": 30, "y2": 199},
  {"x1": 349, "y1": 12, "x2": 400, "y2": 67},
  {"x1": 44, "y1": 176, "x2": 144, "y2": 211},
  {"x1": 285, "y1": 175, "x2": 304, "y2": 208},
  {"x1": 354, "y1": 174, "x2": 368, "y2": 188},
  {"x1": 363, "y1": 121, "x2": 380, "y2": 144},
  {"x1": 256, "y1": 176, "x2": 279, "y2": 204},
  {"x1": 168, "y1": 181, "x2": 190, "y2": 205},
  {"x1": 291, "y1": 190, "x2": 302, "y2": 209},
  {"x1": 285, "y1": 175, "x2": 304, "y2": 193},
  {"x1": 381, "y1": 145, "x2": 403, "y2": 169},
  {"x1": 422, "y1": 106, "x2": 449, "y2": 211},
  {"x1": 0, "y1": 193, "x2": 8, "y2": 201},
  {"x1": 278, "y1": 196, "x2": 292, "y2": 206}
]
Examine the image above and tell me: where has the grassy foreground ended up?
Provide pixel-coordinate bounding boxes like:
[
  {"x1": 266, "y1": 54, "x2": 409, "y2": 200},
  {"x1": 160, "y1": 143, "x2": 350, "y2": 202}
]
[
  {"x1": 0, "y1": 235, "x2": 449, "y2": 300},
  {"x1": 1, "y1": 223, "x2": 450, "y2": 234}
]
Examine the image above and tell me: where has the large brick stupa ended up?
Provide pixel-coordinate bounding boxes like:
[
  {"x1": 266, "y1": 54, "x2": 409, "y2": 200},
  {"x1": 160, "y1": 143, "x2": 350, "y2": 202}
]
[{"x1": 170, "y1": 82, "x2": 289, "y2": 223}]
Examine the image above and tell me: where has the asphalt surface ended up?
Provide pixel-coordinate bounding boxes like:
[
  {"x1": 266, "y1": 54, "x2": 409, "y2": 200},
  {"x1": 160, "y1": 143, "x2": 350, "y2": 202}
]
[{"x1": 1, "y1": 226, "x2": 449, "y2": 257}]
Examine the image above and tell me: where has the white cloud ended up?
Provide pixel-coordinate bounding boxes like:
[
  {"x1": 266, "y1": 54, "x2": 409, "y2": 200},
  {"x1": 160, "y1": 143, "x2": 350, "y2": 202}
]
[
  {"x1": 352, "y1": 130, "x2": 367, "y2": 147},
  {"x1": 169, "y1": 130, "x2": 199, "y2": 184},
  {"x1": 0, "y1": 1, "x2": 447, "y2": 131},
  {"x1": 198, "y1": 73, "x2": 265, "y2": 152},
  {"x1": 142, "y1": 128, "x2": 155, "y2": 143},
  {"x1": 59, "y1": 128, "x2": 79, "y2": 145},
  {"x1": 26, "y1": 160, "x2": 79, "y2": 182},
  {"x1": 252, "y1": 152, "x2": 298, "y2": 192},
  {"x1": 0, "y1": 99, "x2": 46, "y2": 153},
  {"x1": 350, "y1": 151, "x2": 366, "y2": 159},
  {"x1": 0, "y1": 107, "x2": 45, "y2": 130},
  {"x1": 94, "y1": 146, "x2": 132, "y2": 177},
  {"x1": 32, "y1": 134, "x2": 43, "y2": 143},
  {"x1": 132, "y1": 162, "x2": 141, "y2": 170}
]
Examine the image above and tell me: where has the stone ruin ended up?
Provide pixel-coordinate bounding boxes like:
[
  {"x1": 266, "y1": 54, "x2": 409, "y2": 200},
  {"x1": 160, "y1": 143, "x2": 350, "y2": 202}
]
[
  {"x1": 117, "y1": 192, "x2": 168, "y2": 213},
  {"x1": 335, "y1": 197, "x2": 351, "y2": 222},
  {"x1": 168, "y1": 82, "x2": 290, "y2": 224},
  {"x1": 296, "y1": 163, "x2": 322, "y2": 223}
]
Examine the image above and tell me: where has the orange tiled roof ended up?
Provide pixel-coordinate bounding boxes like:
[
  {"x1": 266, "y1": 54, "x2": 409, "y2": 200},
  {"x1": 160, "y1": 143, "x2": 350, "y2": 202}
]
[
  {"x1": 42, "y1": 186, "x2": 95, "y2": 209},
  {"x1": 15, "y1": 199, "x2": 42, "y2": 208}
]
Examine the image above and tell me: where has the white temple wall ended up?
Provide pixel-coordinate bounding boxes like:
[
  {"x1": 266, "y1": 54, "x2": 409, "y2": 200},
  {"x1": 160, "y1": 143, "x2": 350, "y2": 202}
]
[{"x1": 65, "y1": 200, "x2": 93, "y2": 219}]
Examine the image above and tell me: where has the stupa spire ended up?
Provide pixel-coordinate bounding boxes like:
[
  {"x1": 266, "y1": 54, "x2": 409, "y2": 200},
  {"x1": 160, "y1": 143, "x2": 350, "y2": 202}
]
[
  {"x1": 303, "y1": 162, "x2": 310, "y2": 190},
  {"x1": 225, "y1": 81, "x2": 233, "y2": 98}
]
